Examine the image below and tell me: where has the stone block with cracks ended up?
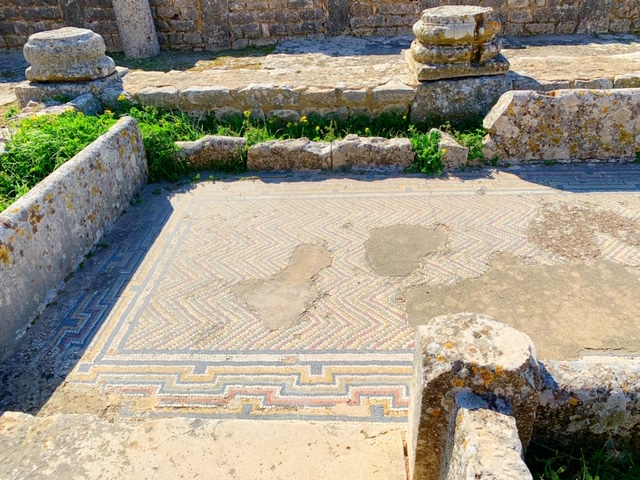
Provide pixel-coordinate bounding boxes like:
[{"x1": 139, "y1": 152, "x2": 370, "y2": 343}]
[
  {"x1": 408, "y1": 312, "x2": 540, "y2": 480},
  {"x1": 406, "y1": 6, "x2": 510, "y2": 81}
]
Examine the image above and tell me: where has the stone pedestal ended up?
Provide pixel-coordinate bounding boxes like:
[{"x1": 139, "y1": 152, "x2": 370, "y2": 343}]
[
  {"x1": 23, "y1": 28, "x2": 116, "y2": 83},
  {"x1": 406, "y1": 6, "x2": 510, "y2": 81},
  {"x1": 112, "y1": 0, "x2": 161, "y2": 59}
]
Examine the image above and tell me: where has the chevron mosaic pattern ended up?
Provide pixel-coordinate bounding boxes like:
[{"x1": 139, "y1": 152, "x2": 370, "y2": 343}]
[{"x1": 12, "y1": 165, "x2": 640, "y2": 421}]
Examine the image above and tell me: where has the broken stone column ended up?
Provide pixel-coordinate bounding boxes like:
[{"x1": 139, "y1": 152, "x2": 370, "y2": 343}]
[
  {"x1": 17, "y1": 28, "x2": 127, "y2": 108},
  {"x1": 406, "y1": 6, "x2": 510, "y2": 81},
  {"x1": 112, "y1": 0, "x2": 160, "y2": 59},
  {"x1": 408, "y1": 313, "x2": 540, "y2": 480},
  {"x1": 23, "y1": 27, "x2": 116, "y2": 82}
]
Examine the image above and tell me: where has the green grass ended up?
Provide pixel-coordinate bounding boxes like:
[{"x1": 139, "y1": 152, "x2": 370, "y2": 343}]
[
  {"x1": 1, "y1": 103, "x2": 486, "y2": 211},
  {"x1": 0, "y1": 111, "x2": 117, "y2": 211},
  {"x1": 526, "y1": 441, "x2": 640, "y2": 480}
]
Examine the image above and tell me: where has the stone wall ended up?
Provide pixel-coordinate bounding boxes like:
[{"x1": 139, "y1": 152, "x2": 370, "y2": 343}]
[
  {"x1": 422, "y1": 0, "x2": 640, "y2": 36},
  {"x1": 1, "y1": 0, "x2": 639, "y2": 51},
  {"x1": 0, "y1": 116, "x2": 147, "y2": 355}
]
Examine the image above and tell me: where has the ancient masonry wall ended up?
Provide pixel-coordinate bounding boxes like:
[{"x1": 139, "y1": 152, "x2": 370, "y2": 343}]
[{"x1": 1, "y1": 0, "x2": 639, "y2": 50}]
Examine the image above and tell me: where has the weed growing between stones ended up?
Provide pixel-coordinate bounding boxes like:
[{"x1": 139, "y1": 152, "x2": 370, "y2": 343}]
[
  {"x1": 526, "y1": 440, "x2": 640, "y2": 480},
  {"x1": 407, "y1": 127, "x2": 443, "y2": 174},
  {"x1": 0, "y1": 105, "x2": 486, "y2": 210}
]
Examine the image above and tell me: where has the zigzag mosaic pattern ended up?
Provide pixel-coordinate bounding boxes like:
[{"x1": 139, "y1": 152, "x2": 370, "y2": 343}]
[{"x1": 7, "y1": 165, "x2": 640, "y2": 421}]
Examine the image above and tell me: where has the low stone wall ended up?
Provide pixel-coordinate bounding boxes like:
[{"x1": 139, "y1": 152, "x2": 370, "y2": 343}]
[
  {"x1": 0, "y1": 116, "x2": 147, "y2": 355},
  {"x1": 1, "y1": 0, "x2": 638, "y2": 51}
]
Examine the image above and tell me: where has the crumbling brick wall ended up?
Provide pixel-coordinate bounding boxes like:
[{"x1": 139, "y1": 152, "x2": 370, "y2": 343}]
[{"x1": 1, "y1": 0, "x2": 639, "y2": 51}]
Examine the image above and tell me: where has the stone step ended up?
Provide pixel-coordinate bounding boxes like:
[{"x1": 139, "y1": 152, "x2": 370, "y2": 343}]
[{"x1": 0, "y1": 412, "x2": 407, "y2": 480}]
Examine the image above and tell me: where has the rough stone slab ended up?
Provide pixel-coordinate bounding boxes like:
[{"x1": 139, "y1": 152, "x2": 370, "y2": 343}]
[
  {"x1": 136, "y1": 86, "x2": 179, "y2": 110},
  {"x1": 572, "y1": 78, "x2": 614, "y2": 89},
  {"x1": 332, "y1": 134, "x2": 414, "y2": 168},
  {"x1": 14, "y1": 67, "x2": 128, "y2": 109},
  {"x1": 445, "y1": 391, "x2": 533, "y2": 480},
  {"x1": 409, "y1": 313, "x2": 540, "y2": 480},
  {"x1": 0, "y1": 117, "x2": 147, "y2": 354},
  {"x1": 407, "y1": 50, "x2": 510, "y2": 82},
  {"x1": 535, "y1": 359, "x2": 640, "y2": 445},
  {"x1": 248, "y1": 138, "x2": 332, "y2": 170},
  {"x1": 23, "y1": 28, "x2": 116, "y2": 83},
  {"x1": 411, "y1": 74, "x2": 512, "y2": 124},
  {"x1": 614, "y1": 73, "x2": 640, "y2": 88},
  {"x1": 430, "y1": 129, "x2": 468, "y2": 169},
  {"x1": 175, "y1": 135, "x2": 246, "y2": 167},
  {"x1": 0, "y1": 414, "x2": 406, "y2": 480},
  {"x1": 483, "y1": 89, "x2": 640, "y2": 163},
  {"x1": 179, "y1": 86, "x2": 234, "y2": 112}
]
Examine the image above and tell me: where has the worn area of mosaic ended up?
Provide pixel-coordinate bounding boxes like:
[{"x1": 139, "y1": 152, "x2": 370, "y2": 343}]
[{"x1": 2, "y1": 168, "x2": 640, "y2": 422}]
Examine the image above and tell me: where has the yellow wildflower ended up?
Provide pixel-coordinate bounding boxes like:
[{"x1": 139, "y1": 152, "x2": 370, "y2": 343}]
[
  {"x1": 441, "y1": 148, "x2": 447, "y2": 154},
  {"x1": 117, "y1": 94, "x2": 127, "y2": 102},
  {"x1": 300, "y1": 116, "x2": 308, "y2": 123},
  {"x1": 243, "y1": 110, "x2": 252, "y2": 118}
]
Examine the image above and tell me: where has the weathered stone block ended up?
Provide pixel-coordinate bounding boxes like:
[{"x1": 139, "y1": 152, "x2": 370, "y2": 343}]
[
  {"x1": 299, "y1": 87, "x2": 338, "y2": 108},
  {"x1": 445, "y1": 391, "x2": 533, "y2": 480},
  {"x1": 572, "y1": 78, "x2": 614, "y2": 89},
  {"x1": 430, "y1": 129, "x2": 469, "y2": 169},
  {"x1": 23, "y1": 27, "x2": 116, "y2": 82},
  {"x1": 371, "y1": 81, "x2": 415, "y2": 105},
  {"x1": 179, "y1": 86, "x2": 234, "y2": 111},
  {"x1": 15, "y1": 67, "x2": 128, "y2": 109},
  {"x1": 408, "y1": 313, "x2": 540, "y2": 480},
  {"x1": 483, "y1": 89, "x2": 640, "y2": 163},
  {"x1": 534, "y1": 360, "x2": 640, "y2": 445},
  {"x1": 407, "y1": 50, "x2": 510, "y2": 81},
  {"x1": 175, "y1": 135, "x2": 246, "y2": 167},
  {"x1": 248, "y1": 138, "x2": 332, "y2": 170},
  {"x1": 340, "y1": 88, "x2": 368, "y2": 106},
  {"x1": 238, "y1": 84, "x2": 299, "y2": 109},
  {"x1": 413, "y1": 6, "x2": 502, "y2": 46},
  {"x1": 332, "y1": 135, "x2": 414, "y2": 168},
  {"x1": 614, "y1": 73, "x2": 640, "y2": 88},
  {"x1": 411, "y1": 74, "x2": 512, "y2": 124},
  {"x1": 267, "y1": 109, "x2": 301, "y2": 122},
  {"x1": 136, "y1": 86, "x2": 179, "y2": 109},
  {"x1": 0, "y1": 117, "x2": 147, "y2": 354}
]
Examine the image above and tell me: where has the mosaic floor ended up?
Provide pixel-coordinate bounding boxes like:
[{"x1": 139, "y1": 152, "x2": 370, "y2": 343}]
[{"x1": 3, "y1": 165, "x2": 640, "y2": 422}]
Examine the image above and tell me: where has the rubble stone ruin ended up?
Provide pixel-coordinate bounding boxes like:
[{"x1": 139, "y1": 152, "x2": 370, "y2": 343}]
[{"x1": 406, "y1": 6, "x2": 510, "y2": 81}]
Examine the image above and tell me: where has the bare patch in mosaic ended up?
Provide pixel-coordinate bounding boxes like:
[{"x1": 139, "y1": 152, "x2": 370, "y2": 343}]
[
  {"x1": 405, "y1": 253, "x2": 640, "y2": 360},
  {"x1": 365, "y1": 225, "x2": 449, "y2": 277},
  {"x1": 528, "y1": 203, "x2": 640, "y2": 260},
  {"x1": 235, "y1": 244, "x2": 332, "y2": 330}
]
